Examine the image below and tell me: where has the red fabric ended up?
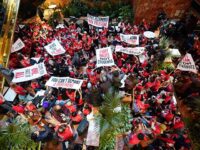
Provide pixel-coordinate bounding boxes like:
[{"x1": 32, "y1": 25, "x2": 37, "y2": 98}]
[
  {"x1": 165, "y1": 96, "x2": 172, "y2": 103},
  {"x1": 0, "y1": 99, "x2": 4, "y2": 105},
  {"x1": 145, "y1": 82, "x2": 153, "y2": 88},
  {"x1": 12, "y1": 105, "x2": 24, "y2": 114},
  {"x1": 14, "y1": 86, "x2": 26, "y2": 95},
  {"x1": 83, "y1": 109, "x2": 90, "y2": 116},
  {"x1": 173, "y1": 121, "x2": 184, "y2": 129},
  {"x1": 65, "y1": 104, "x2": 76, "y2": 113},
  {"x1": 55, "y1": 125, "x2": 73, "y2": 141},
  {"x1": 66, "y1": 91, "x2": 75, "y2": 101},
  {"x1": 129, "y1": 133, "x2": 141, "y2": 145},
  {"x1": 159, "y1": 137, "x2": 175, "y2": 144},
  {"x1": 71, "y1": 114, "x2": 82, "y2": 123},
  {"x1": 165, "y1": 113, "x2": 174, "y2": 122},
  {"x1": 26, "y1": 104, "x2": 36, "y2": 111}
]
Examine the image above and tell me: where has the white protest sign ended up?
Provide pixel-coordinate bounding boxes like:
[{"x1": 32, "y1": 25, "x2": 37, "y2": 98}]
[
  {"x1": 120, "y1": 34, "x2": 139, "y2": 45},
  {"x1": 56, "y1": 24, "x2": 65, "y2": 29},
  {"x1": 3, "y1": 88, "x2": 17, "y2": 102},
  {"x1": 177, "y1": 53, "x2": 197, "y2": 73},
  {"x1": 45, "y1": 77, "x2": 83, "y2": 90},
  {"x1": 139, "y1": 54, "x2": 148, "y2": 63},
  {"x1": 115, "y1": 45, "x2": 145, "y2": 55},
  {"x1": 87, "y1": 14, "x2": 109, "y2": 28},
  {"x1": 143, "y1": 31, "x2": 155, "y2": 38},
  {"x1": 11, "y1": 38, "x2": 25, "y2": 53},
  {"x1": 19, "y1": 24, "x2": 25, "y2": 29},
  {"x1": 12, "y1": 62, "x2": 47, "y2": 83},
  {"x1": 96, "y1": 47, "x2": 115, "y2": 67},
  {"x1": 169, "y1": 49, "x2": 181, "y2": 57},
  {"x1": 44, "y1": 39, "x2": 66, "y2": 56},
  {"x1": 31, "y1": 57, "x2": 41, "y2": 63}
]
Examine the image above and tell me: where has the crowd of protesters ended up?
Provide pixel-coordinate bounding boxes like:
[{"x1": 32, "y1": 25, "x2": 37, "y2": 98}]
[{"x1": 0, "y1": 12, "x2": 199, "y2": 150}]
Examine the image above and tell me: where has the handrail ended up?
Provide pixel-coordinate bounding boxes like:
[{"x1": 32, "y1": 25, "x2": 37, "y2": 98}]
[{"x1": 0, "y1": 0, "x2": 21, "y2": 92}]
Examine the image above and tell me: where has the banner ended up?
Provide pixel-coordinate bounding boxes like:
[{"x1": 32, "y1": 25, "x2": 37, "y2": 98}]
[
  {"x1": 120, "y1": 34, "x2": 139, "y2": 45},
  {"x1": 12, "y1": 62, "x2": 47, "y2": 83},
  {"x1": 87, "y1": 14, "x2": 109, "y2": 28},
  {"x1": 96, "y1": 47, "x2": 115, "y2": 67},
  {"x1": 115, "y1": 45, "x2": 145, "y2": 55},
  {"x1": 177, "y1": 53, "x2": 197, "y2": 73},
  {"x1": 11, "y1": 38, "x2": 25, "y2": 53},
  {"x1": 45, "y1": 77, "x2": 83, "y2": 90},
  {"x1": 44, "y1": 39, "x2": 66, "y2": 56}
]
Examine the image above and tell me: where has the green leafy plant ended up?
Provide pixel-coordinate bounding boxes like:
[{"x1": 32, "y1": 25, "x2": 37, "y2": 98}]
[
  {"x1": 0, "y1": 122, "x2": 39, "y2": 150},
  {"x1": 95, "y1": 92, "x2": 132, "y2": 150},
  {"x1": 159, "y1": 36, "x2": 170, "y2": 50},
  {"x1": 119, "y1": 5, "x2": 134, "y2": 23}
]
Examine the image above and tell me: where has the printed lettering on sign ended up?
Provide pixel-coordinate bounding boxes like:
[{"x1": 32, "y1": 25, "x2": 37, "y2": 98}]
[
  {"x1": 45, "y1": 77, "x2": 83, "y2": 90},
  {"x1": 87, "y1": 14, "x2": 109, "y2": 28},
  {"x1": 44, "y1": 39, "x2": 66, "y2": 56},
  {"x1": 96, "y1": 47, "x2": 115, "y2": 67},
  {"x1": 12, "y1": 62, "x2": 47, "y2": 83},
  {"x1": 15, "y1": 72, "x2": 25, "y2": 78},
  {"x1": 177, "y1": 53, "x2": 197, "y2": 73}
]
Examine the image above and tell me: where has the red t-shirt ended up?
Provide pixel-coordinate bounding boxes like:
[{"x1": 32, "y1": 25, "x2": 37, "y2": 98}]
[
  {"x1": 129, "y1": 133, "x2": 141, "y2": 145},
  {"x1": 0, "y1": 99, "x2": 4, "y2": 105},
  {"x1": 12, "y1": 105, "x2": 25, "y2": 114},
  {"x1": 14, "y1": 86, "x2": 26, "y2": 95},
  {"x1": 55, "y1": 125, "x2": 73, "y2": 141},
  {"x1": 71, "y1": 114, "x2": 82, "y2": 123}
]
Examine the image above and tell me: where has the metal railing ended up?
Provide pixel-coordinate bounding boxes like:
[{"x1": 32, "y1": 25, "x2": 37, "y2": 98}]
[{"x1": 0, "y1": 0, "x2": 20, "y2": 92}]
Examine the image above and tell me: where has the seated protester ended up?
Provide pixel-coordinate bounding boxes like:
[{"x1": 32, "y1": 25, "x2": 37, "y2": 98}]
[
  {"x1": 70, "y1": 111, "x2": 83, "y2": 124},
  {"x1": 51, "y1": 105, "x2": 66, "y2": 123},
  {"x1": 55, "y1": 124, "x2": 74, "y2": 142},
  {"x1": 25, "y1": 109, "x2": 42, "y2": 126},
  {"x1": 10, "y1": 83, "x2": 27, "y2": 101},
  {"x1": 82, "y1": 104, "x2": 92, "y2": 116},
  {"x1": 12, "y1": 104, "x2": 25, "y2": 114},
  {"x1": 64, "y1": 101, "x2": 77, "y2": 114},
  {"x1": 31, "y1": 123, "x2": 53, "y2": 142}
]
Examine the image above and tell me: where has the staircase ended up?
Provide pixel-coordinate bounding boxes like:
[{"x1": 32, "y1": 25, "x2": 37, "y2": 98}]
[{"x1": 0, "y1": 0, "x2": 20, "y2": 92}]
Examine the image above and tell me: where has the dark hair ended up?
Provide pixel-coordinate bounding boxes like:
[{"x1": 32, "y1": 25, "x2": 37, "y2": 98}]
[{"x1": 31, "y1": 133, "x2": 38, "y2": 141}]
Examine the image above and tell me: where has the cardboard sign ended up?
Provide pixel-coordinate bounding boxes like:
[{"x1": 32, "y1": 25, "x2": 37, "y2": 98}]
[
  {"x1": 12, "y1": 62, "x2": 47, "y2": 83},
  {"x1": 3, "y1": 88, "x2": 17, "y2": 102},
  {"x1": 143, "y1": 31, "x2": 155, "y2": 38},
  {"x1": 120, "y1": 34, "x2": 139, "y2": 45},
  {"x1": 19, "y1": 24, "x2": 25, "y2": 29},
  {"x1": 177, "y1": 53, "x2": 197, "y2": 73},
  {"x1": 87, "y1": 14, "x2": 109, "y2": 28},
  {"x1": 45, "y1": 77, "x2": 83, "y2": 90},
  {"x1": 169, "y1": 49, "x2": 181, "y2": 57},
  {"x1": 115, "y1": 45, "x2": 145, "y2": 55},
  {"x1": 44, "y1": 39, "x2": 66, "y2": 56},
  {"x1": 96, "y1": 47, "x2": 115, "y2": 67},
  {"x1": 11, "y1": 38, "x2": 25, "y2": 53},
  {"x1": 56, "y1": 24, "x2": 65, "y2": 29}
]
